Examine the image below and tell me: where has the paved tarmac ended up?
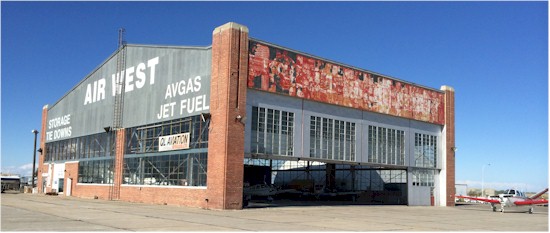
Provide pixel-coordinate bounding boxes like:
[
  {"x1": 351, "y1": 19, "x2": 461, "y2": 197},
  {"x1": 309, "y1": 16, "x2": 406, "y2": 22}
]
[{"x1": 1, "y1": 192, "x2": 548, "y2": 231}]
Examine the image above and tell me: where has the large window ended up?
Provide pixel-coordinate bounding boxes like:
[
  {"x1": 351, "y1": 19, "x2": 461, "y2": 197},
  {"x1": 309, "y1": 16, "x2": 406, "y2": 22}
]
[
  {"x1": 46, "y1": 133, "x2": 115, "y2": 184},
  {"x1": 310, "y1": 116, "x2": 356, "y2": 161},
  {"x1": 251, "y1": 106, "x2": 294, "y2": 156},
  {"x1": 78, "y1": 159, "x2": 114, "y2": 184},
  {"x1": 412, "y1": 169, "x2": 435, "y2": 187},
  {"x1": 125, "y1": 115, "x2": 209, "y2": 154},
  {"x1": 367, "y1": 125, "x2": 405, "y2": 165},
  {"x1": 45, "y1": 132, "x2": 114, "y2": 162},
  {"x1": 123, "y1": 115, "x2": 209, "y2": 187},
  {"x1": 123, "y1": 153, "x2": 207, "y2": 186},
  {"x1": 414, "y1": 133, "x2": 438, "y2": 168}
]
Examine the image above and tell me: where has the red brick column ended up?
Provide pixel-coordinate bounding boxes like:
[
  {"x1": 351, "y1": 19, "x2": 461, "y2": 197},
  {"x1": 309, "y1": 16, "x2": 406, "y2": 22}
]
[
  {"x1": 441, "y1": 86, "x2": 455, "y2": 206},
  {"x1": 207, "y1": 22, "x2": 249, "y2": 210},
  {"x1": 37, "y1": 105, "x2": 48, "y2": 193},
  {"x1": 64, "y1": 162, "x2": 78, "y2": 196},
  {"x1": 111, "y1": 129, "x2": 125, "y2": 200}
]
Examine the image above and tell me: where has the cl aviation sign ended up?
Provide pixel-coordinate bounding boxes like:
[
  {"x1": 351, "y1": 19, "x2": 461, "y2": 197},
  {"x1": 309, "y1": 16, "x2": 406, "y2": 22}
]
[{"x1": 158, "y1": 133, "x2": 190, "y2": 151}]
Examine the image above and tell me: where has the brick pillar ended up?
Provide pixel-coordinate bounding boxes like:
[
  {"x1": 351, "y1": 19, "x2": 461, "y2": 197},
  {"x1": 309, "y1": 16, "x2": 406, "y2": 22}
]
[
  {"x1": 37, "y1": 105, "x2": 49, "y2": 193},
  {"x1": 207, "y1": 22, "x2": 249, "y2": 210},
  {"x1": 111, "y1": 129, "x2": 125, "y2": 200},
  {"x1": 441, "y1": 86, "x2": 455, "y2": 206}
]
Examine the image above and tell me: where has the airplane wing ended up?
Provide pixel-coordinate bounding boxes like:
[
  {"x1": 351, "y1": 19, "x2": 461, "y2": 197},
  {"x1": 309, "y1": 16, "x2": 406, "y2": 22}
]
[
  {"x1": 456, "y1": 195, "x2": 500, "y2": 204},
  {"x1": 514, "y1": 199, "x2": 548, "y2": 206},
  {"x1": 529, "y1": 188, "x2": 548, "y2": 199}
]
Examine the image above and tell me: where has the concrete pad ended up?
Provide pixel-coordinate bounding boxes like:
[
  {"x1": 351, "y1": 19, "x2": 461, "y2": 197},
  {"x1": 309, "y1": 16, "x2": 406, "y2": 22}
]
[{"x1": 2, "y1": 194, "x2": 548, "y2": 231}]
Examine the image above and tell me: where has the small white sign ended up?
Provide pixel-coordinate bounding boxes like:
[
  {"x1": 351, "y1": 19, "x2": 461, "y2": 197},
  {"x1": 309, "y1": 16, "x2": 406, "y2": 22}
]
[{"x1": 159, "y1": 132, "x2": 190, "y2": 151}]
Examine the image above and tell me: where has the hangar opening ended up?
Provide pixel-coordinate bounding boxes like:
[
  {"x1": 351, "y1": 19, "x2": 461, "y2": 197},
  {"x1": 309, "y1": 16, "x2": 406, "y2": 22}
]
[{"x1": 243, "y1": 157, "x2": 412, "y2": 207}]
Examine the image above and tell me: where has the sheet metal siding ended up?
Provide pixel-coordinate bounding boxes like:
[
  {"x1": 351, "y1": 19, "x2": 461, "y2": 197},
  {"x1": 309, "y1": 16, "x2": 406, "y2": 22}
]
[
  {"x1": 245, "y1": 90, "x2": 442, "y2": 164},
  {"x1": 247, "y1": 40, "x2": 445, "y2": 125},
  {"x1": 408, "y1": 185, "x2": 432, "y2": 206},
  {"x1": 45, "y1": 46, "x2": 211, "y2": 142},
  {"x1": 122, "y1": 46, "x2": 212, "y2": 128}
]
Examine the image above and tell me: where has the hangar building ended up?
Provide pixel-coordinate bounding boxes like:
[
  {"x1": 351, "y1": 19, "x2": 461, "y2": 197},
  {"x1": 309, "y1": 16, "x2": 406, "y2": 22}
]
[{"x1": 37, "y1": 22, "x2": 455, "y2": 210}]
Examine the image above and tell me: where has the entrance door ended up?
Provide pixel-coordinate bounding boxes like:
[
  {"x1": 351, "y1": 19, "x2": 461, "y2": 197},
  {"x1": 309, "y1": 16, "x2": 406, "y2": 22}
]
[
  {"x1": 408, "y1": 185, "x2": 431, "y2": 206},
  {"x1": 66, "y1": 178, "x2": 72, "y2": 196},
  {"x1": 58, "y1": 178, "x2": 64, "y2": 193}
]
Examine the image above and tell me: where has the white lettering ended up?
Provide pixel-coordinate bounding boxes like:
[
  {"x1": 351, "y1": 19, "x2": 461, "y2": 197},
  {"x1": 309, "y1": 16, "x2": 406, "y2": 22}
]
[
  {"x1": 135, "y1": 63, "x2": 146, "y2": 89},
  {"x1": 164, "y1": 76, "x2": 204, "y2": 100},
  {"x1": 195, "y1": 95, "x2": 203, "y2": 112},
  {"x1": 85, "y1": 57, "x2": 159, "y2": 105},
  {"x1": 179, "y1": 95, "x2": 209, "y2": 115},
  {"x1": 93, "y1": 81, "x2": 98, "y2": 103},
  {"x1": 186, "y1": 79, "x2": 193, "y2": 94},
  {"x1": 159, "y1": 133, "x2": 190, "y2": 151},
  {"x1": 48, "y1": 114, "x2": 71, "y2": 129},
  {"x1": 84, "y1": 84, "x2": 93, "y2": 105},
  {"x1": 194, "y1": 76, "x2": 201, "y2": 92},
  {"x1": 164, "y1": 84, "x2": 173, "y2": 99},
  {"x1": 47, "y1": 114, "x2": 72, "y2": 141},
  {"x1": 110, "y1": 57, "x2": 159, "y2": 97},
  {"x1": 148, "y1": 57, "x2": 159, "y2": 85},
  {"x1": 97, "y1": 78, "x2": 106, "y2": 101},
  {"x1": 53, "y1": 126, "x2": 72, "y2": 140},
  {"x1": 178, "y1": 80, "x2": 187, "y2": 95},
  {"x1": 157, "y1": 102, "x2": 176, "y2": 120},
  {"x1": 125, "y1": 66, "x2": 135, "y2": 92},
  {"x1": 111, "y1": 71, "x2": 124, "y2": 96},
  {"x1": 84, "y1": 79, "x2": 106, "y2": 105}
]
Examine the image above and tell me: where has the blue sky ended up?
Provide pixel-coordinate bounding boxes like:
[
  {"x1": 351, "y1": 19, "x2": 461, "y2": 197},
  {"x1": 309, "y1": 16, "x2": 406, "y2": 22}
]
[{"x1": 2, "y1": 2, "x2": 548, "y2": 192}]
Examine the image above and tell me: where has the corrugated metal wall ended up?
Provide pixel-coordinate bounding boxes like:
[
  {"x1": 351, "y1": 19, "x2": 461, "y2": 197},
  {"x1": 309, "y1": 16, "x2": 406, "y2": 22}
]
[{"x1": 45, "y1": 45, "x2": 211, "y2": 142}]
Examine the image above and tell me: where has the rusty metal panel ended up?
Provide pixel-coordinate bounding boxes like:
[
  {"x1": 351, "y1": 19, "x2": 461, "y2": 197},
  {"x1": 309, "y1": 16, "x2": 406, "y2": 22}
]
[{"x1": 247, "y1": 40, "x2": 445, "y2": 125}]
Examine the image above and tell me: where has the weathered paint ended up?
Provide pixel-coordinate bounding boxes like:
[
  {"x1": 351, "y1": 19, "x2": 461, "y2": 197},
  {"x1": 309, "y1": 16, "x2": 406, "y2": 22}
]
[{"x1": 247, "y1": 40, "x2": 444, "y2": 125}]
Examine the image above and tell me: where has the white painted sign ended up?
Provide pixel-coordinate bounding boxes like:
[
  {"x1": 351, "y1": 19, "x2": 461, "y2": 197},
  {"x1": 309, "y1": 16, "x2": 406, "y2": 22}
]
[{"x1": 159, "y1": 133, "x2": 190, "y2": 151}]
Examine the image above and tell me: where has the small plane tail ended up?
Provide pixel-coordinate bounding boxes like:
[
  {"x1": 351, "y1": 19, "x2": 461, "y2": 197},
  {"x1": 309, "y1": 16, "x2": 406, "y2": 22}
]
[{"x1": 529, "y1": 188, "x2": 548, "y2": 199}]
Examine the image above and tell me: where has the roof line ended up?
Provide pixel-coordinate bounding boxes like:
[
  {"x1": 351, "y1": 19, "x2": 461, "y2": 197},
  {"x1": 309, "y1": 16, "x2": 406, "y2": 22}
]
[
  {"x1": 49, "y1": 46, "x2": 121, "y2": 109},
  {"x1": 125, "y1": 44, "x2": 212, "y2": 50}
]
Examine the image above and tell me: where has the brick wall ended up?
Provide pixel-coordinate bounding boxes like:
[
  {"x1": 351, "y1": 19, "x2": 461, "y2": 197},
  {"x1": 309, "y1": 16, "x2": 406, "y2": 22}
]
[
  {"x1": 120, "y1": 187, "x2": 208, "y2": 207},
  {"x1": 64, "y1": 162, "x2": 78, "y2": 196},
  {"x1": 62, "y1": 159, "x2": 208, "y2": 208},
  {"x1": 207, "y1": 22, "x2": 249, "y2": 210},
  {"x1": 442, "y1": 86, "x2": 455, "y2": 206},
  {"x1": 37, "y1": 105, "x2": 48, "y2": 193},
  {"x1": 73, "y1": 184, "x2": 111, "y2": 200},
  {"x1": 111, "y1": 129, "x2": 126, "y2": 200}
]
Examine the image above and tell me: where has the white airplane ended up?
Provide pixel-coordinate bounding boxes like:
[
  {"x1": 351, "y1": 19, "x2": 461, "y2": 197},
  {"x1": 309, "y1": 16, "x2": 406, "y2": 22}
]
[
  {"x1": 457, "y1": 188, "x2": 548, "y2": 214},
  {"x1": 243, "y1": 184, "x2": 279, "y2": 197}
]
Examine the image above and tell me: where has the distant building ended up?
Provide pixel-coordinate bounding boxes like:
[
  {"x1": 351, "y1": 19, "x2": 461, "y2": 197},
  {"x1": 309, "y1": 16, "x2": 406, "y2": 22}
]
[
  {"x1": 1, "y1": 174, "x2": 21, "y2": 192},
  {"x1": 484, "y1": 188, "x2": 496, "y2": 196},
  {"x1": 466, "y1": 188, "x2": 495, "y2": 197},
  {"x1": 467, "y1": 188, "x2": 481, "y2": 196}
]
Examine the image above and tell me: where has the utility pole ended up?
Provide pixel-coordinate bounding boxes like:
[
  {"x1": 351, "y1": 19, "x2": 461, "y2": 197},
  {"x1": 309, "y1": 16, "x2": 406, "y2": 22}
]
[{"x1": 31, "y1": 129, "x2": 39, "y2": 188}]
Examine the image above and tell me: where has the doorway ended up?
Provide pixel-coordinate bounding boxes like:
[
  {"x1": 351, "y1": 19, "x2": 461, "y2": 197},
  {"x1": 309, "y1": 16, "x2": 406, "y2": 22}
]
[
  {"x1": 58, "y1": 178, "x2": 64, "y2": 193},
  {"x1": 66, "y1": 178, "x2": 72, "y2": 196}
]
